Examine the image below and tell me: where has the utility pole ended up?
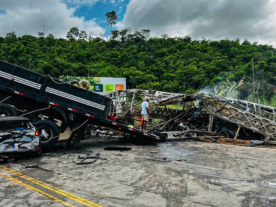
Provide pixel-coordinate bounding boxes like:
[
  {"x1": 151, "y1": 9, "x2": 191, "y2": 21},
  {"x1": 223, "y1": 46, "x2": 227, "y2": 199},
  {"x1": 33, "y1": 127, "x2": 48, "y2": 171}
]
[
  {"x1": 42, "y1": 17, "x2": 45, "y2": 38},
  {"x1": 38, "y1": 17, "x2": 46, "y2": 38}
]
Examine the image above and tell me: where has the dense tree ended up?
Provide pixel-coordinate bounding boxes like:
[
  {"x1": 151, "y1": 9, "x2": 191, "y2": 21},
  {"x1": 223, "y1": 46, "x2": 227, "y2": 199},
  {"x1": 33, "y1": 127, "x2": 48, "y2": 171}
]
[
  {"x1": 111, "y1": 30, "x2": 120, "y2": 41},
  {"x1": 1, "y1": 27, "x2": 276, "y2": 105},
  {"x1": 66, "y1": 27, "x2": 79, "y2": 40},
  {"x1": 105, "y1": 11, "x2": 118, "y2": 35},
  {"x1": 79, "y1": 31, "x2": 88, "y2": 40},
  {"x1": 37, "y1": 32, "x2": 44, "y2": 38},
  {"x1": 119, "y1": 28, "x2": 131, "y2": 42}
]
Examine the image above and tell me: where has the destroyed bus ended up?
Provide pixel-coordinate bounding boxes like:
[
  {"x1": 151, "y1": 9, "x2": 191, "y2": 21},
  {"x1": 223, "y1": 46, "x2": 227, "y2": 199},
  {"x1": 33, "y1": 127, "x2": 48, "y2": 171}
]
[{"x1": 105, "y1": 89, "x2": 276, "y2": 143}]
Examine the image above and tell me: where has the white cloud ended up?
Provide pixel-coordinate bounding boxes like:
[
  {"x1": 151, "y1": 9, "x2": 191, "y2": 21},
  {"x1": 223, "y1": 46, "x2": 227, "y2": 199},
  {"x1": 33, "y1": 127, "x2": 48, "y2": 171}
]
[
  {"x1": 64, "y1": 0, "x2": 98, "y2": 5},
  {"x1": 0, "y1": 0, "x2": 105, "y2": 38},
  {"x1": 122, "y1": 0, "x2": 276, "y2": 46},
  {"x1": 116, "y1": 21, "x2": 125, "y2": 30},
  {"x1": 105, "y1": 0, "x2": 125, "y2": 7},
  {"x1": 118, "y1": 6, "x2": 123, "y2": 14}
]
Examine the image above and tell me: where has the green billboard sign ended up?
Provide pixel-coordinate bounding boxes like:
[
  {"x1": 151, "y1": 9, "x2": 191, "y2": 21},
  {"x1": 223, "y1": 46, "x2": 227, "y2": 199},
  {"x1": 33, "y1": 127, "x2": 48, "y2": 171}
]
[
  {"x1": 104, "y1": 84, "x2": 114, "y2": 92},
  {"x1": 93, "y1": 84, "x2": 103, "y2": 92}
]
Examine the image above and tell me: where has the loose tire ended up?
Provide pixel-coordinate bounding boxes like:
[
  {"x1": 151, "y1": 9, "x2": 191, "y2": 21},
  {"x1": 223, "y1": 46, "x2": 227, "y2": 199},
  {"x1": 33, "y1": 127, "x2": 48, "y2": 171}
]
[
  {"x1": 0, "y1": 104, "x2": 18, "y2": 117},
  {"x1": 34, "y1": 120, "x2": 60, "y2": 151}
]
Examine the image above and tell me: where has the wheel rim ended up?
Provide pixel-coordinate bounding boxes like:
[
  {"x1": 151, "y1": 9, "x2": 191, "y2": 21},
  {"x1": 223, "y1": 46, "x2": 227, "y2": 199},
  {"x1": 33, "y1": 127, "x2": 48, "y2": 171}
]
[
  {"x1": 218, "y1": 131, "x2": 229, "y2": 138},
  {"x1": 0, "y1": 109, "x2": 10, "y2": 117},
  {"x1": 38, "y1": 126, "x2": 54, "y2": 142}
]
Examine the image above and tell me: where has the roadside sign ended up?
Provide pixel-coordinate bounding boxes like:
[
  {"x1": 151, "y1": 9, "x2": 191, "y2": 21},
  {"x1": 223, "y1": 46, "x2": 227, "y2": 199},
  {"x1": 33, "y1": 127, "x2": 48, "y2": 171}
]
[{"x1": 59, "y1": 76, "x2": 126, "y2": 94}]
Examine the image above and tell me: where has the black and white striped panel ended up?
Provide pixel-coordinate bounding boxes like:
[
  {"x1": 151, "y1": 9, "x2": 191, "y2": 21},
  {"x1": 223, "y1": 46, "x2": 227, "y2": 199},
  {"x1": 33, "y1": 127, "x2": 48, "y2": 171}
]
[
  {"x1": 0, "y1": 71, "x2": 41, "y2": 90},
  {"x1": 45, "y1": 87, "x2": 106, "y2": 111}
]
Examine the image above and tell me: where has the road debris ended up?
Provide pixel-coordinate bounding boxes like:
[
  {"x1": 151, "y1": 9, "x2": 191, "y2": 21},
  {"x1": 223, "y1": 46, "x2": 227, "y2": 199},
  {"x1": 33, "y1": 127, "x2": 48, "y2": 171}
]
[
  {"x1": 104, "y1": 146, "x2": 132, "y2": 151},
  {"x1": 147, "y1": 157, "x2": 172, "y2": 162},
  {"x1": 218, "y1": 138, "x2": 251, "y2": 146},
  {"x1": 176, "y1": 158, "x2": 187, "y2": 161},
  {"x1": 24, "y1": 165, "x2": 39, "y2": 169},
  {"x1": 251, "y1": 140, "x2": 264, "y2": 146},
  {"x1": 73, "y1": 153, "x2": 107, "y2": 165}
]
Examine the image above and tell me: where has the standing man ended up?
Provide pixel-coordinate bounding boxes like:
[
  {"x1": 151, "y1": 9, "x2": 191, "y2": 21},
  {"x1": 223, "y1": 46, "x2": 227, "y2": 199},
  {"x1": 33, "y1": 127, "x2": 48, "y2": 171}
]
[{"x1": 141, "y1": 97, "x2": 150, "y2": 132}]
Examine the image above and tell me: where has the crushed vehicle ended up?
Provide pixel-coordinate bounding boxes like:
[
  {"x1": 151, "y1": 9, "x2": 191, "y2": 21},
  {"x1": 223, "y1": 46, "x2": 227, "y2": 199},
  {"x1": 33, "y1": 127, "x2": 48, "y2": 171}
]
[{"x1": 0, "y1": 117, "x2": 41, "y2": 159}]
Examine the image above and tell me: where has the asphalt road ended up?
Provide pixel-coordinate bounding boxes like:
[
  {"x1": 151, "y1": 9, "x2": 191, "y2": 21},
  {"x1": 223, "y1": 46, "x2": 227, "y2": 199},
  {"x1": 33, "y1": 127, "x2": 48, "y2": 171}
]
[{"x1": 1, "y1": 139, "x2": 276, "y2": 207}]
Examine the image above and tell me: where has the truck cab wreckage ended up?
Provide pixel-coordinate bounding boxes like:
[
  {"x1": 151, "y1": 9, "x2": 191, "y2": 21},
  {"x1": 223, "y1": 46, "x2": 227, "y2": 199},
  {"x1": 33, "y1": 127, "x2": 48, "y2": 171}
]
[{"x1": 106, "y1": 89, "x2": 276, "y2": 143}]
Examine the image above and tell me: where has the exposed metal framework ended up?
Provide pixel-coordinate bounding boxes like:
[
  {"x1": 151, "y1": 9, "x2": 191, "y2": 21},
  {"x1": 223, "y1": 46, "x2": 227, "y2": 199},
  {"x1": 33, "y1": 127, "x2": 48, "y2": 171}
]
[{"x1": 105, "y1": 89, "x2": 276, "y2": 141}]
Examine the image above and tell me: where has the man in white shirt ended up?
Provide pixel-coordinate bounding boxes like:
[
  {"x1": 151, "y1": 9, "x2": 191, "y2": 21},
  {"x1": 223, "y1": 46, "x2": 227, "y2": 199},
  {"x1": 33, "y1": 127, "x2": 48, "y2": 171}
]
[{"x1": 141, "y1": 97, "x2": 149, "y2": 132}]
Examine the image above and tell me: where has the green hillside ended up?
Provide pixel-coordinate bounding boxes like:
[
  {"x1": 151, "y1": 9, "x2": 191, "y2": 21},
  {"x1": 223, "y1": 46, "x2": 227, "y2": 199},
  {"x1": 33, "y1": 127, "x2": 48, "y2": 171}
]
[{"x1": 1, "y1": 28, "x2": 276, "y2": 104}]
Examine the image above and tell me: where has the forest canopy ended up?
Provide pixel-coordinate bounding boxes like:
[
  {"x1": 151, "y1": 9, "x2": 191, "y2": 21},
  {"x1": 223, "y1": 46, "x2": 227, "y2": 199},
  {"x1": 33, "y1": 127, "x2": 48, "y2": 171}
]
[{"x1": 1, "y1": 27, "x2": 276, "y2": 105}]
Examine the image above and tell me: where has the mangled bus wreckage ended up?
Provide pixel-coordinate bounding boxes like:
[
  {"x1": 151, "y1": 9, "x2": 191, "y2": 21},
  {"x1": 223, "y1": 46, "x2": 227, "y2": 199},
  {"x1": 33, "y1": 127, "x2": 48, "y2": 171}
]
[{"x1": 107, "y1": 89, "x2": 276, "y2": 142}]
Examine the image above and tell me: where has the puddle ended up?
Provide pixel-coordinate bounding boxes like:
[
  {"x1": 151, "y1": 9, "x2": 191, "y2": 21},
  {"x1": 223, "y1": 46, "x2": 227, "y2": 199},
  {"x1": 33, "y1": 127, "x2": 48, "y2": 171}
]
[
  {"x1": 147, "y1": 142, "x2": 276, "y2": 191},
  {"x1": 157, "y1": 142, "x2": 195, "y2": 160},
  {"x1": 255, "y1": 195, "x2": 276, "y2": 200},
  {"x1": 257, "y1": 181, "x2": 276, "y2": 189},
  {"x1": 191, "y1": 172, "x2": 276, "y2": 190}
]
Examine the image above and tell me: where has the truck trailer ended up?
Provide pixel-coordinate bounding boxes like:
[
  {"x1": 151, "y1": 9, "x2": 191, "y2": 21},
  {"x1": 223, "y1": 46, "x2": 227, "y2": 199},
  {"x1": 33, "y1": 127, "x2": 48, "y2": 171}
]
[{"x1": 0, "y1": 60, "x2": 164, "y2": 150}]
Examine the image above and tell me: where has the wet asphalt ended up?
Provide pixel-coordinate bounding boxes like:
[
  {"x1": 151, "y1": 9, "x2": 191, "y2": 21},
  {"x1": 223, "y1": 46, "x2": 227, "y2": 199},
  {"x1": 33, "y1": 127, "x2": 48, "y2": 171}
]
[{"x1": 1, "y1": 138, "x2": 276, "y2": 207}]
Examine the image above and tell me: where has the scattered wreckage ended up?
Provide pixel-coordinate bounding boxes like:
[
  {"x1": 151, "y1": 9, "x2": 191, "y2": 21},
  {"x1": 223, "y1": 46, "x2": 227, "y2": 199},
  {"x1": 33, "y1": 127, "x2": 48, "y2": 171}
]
[
  {"x1": 1, "y1": 59, "x2": 276, "y2": 161},
  {"x1": 106, "y1": 89, "x2": 276, "y2": 143}
]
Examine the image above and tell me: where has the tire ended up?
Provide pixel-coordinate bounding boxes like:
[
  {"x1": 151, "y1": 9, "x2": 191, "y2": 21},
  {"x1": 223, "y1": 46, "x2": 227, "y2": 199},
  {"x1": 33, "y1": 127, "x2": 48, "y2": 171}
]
[
  {"x1": 217, "y1": 128, "x2": 230, "y2": 138},
  {"x1": 34, "y1": 120, "x2": 60, "y2": 151},
  {"x1": 0, "y1": 104, "x2": 18, "y2": 117}
]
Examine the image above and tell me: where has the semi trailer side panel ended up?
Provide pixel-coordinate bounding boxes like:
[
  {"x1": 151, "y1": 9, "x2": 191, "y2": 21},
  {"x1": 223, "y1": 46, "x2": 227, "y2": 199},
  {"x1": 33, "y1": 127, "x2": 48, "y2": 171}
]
[
  {"x1": 0, "y1": 60, "x2": 163, "y2": 141},
  {"x1": 0, "y1": 60, "x2": 111, "y2": 118}
]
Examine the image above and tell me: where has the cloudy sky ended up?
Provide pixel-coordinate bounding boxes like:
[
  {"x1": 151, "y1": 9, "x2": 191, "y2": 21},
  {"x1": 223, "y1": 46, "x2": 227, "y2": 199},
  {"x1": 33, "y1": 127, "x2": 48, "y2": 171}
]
[{"x1": 0, "y1": 0, "x2": 276, "y2": 46}]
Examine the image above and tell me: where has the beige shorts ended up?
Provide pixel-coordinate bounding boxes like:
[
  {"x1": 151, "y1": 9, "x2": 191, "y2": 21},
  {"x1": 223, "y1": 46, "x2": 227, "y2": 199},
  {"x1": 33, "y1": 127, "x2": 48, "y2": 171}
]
[{"x1": 142, "y1": 114, "x2": 149, "y2": 121}]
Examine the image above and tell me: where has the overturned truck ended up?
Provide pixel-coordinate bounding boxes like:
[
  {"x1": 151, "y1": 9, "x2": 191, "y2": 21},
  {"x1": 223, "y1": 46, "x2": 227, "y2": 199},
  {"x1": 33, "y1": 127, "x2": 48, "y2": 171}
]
[{"x1": 107, "y1": 89, "x2": 276, "y2": 142}]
